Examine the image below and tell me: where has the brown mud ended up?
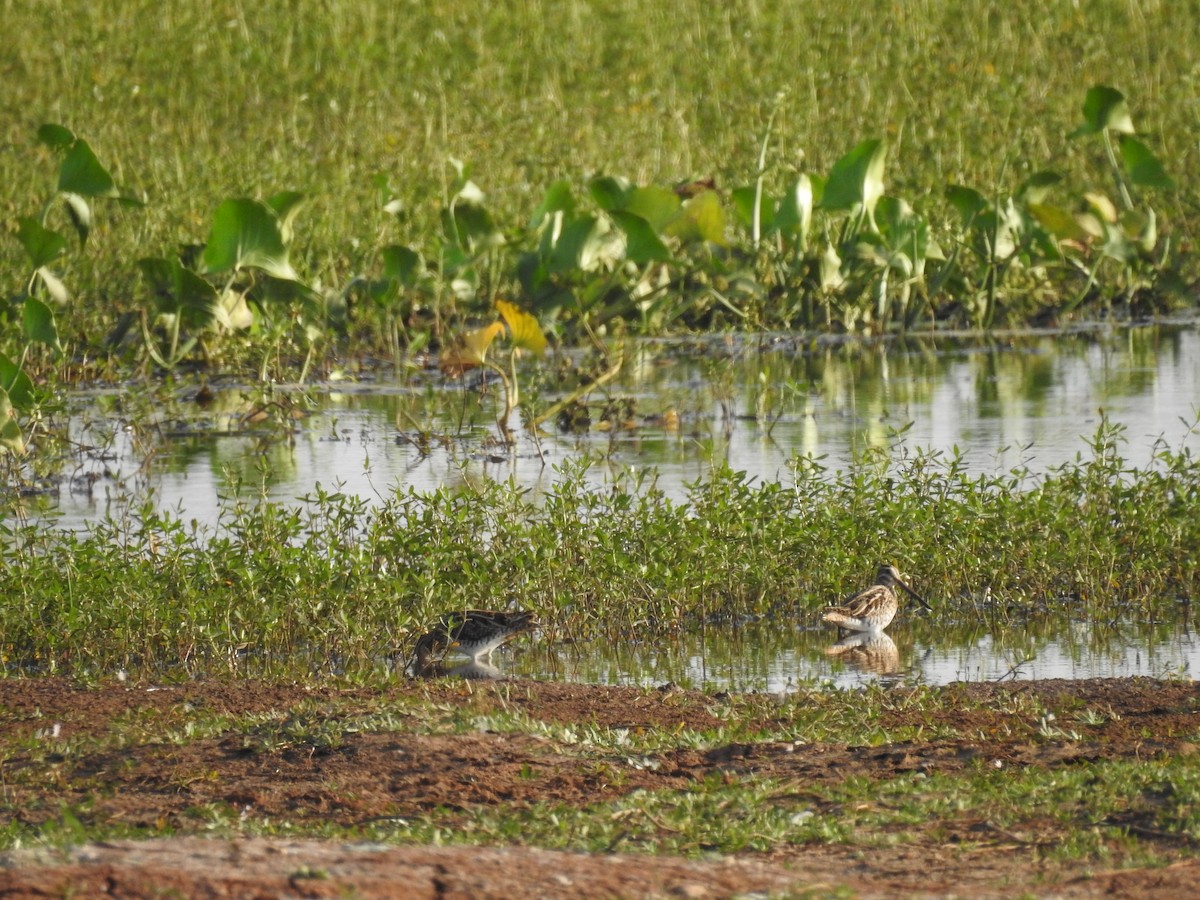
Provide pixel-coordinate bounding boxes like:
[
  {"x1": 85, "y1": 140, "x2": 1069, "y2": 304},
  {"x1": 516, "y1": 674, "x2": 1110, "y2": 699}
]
[{"x1": 1, "y1": 676, "x2": 1198, "y2": 898}]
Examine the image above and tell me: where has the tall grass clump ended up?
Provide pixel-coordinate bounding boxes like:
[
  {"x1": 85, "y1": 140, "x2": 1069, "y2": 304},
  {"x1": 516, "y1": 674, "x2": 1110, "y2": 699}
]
[
  {"x1": 1, "y1": 0, "x2": 1197, "y2": 388},
  {"x1": 1, "y1": 417, "x2": 1197, "y2": 678}
]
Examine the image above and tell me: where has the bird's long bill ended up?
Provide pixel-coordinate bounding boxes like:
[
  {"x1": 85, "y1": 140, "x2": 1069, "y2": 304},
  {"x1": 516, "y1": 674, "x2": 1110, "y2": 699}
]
[{"x1": 897, "y1": 577, "x2": 931, "y2": 610}]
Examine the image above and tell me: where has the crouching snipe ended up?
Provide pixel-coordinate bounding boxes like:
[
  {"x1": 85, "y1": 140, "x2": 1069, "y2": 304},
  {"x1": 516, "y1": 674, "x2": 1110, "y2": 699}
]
[{"x1": 412, "y1": 609, "x2": 538, "y2": 670}]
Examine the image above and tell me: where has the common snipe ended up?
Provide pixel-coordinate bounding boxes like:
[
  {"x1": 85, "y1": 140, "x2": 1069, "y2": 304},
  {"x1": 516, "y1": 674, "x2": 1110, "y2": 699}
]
[
  {"x1": 411, "y1": 609, "x2": 537, "y2": 669},
  {"x1": 821, "y1": 565, "x2": 928, "y2": 633}
]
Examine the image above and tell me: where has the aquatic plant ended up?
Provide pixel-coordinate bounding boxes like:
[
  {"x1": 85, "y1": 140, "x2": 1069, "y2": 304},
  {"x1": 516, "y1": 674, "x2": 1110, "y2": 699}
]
[{"x1": 1, "y1": 416, "x2": 1197, "y2": 679}]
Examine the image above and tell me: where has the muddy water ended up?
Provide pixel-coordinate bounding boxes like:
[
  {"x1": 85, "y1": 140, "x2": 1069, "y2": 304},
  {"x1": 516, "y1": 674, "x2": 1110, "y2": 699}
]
[{"x1": 40, "y1": 322, "x2": 1200, "y2": 685}]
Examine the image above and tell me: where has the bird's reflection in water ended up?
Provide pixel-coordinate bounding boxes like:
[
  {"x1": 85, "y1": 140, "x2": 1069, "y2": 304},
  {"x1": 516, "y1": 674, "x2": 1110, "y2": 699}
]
[
  {"x1": 825, "y1": 631, "x2": 900, "y2": 675},
  {"x1": 411, "y1": 658, "x2": 507, "y2": 680}
]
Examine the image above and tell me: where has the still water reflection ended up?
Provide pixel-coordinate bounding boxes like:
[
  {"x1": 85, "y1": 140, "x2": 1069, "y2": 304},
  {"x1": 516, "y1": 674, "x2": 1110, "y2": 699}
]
[
  {"x1": 503, "y1": 616, "x2": 1200, "y2": 691},
  {"x1": 54, "y1": 322, "x2": 1200, "y2": 532},
  {"x1": 36, "y1": 323, "x2": 1200, "y2": 686}
]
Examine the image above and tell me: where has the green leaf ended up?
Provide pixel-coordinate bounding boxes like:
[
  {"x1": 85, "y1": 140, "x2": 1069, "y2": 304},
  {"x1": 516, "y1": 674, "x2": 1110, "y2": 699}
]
[
  {"x1": 529, "y1": 180, "x2": 576, "y2": 229},
  {"x1": 214, "y1": 287, "x2": 255, "y2": 330},
  {"x1": 1072, "y1": 85, "x2": 1135, "y2": 138},
  {"x1": 1017, "y1": 172, "x2": 1063, "y2": 205},
  {"x1": 58, "y1": 138, "x2": 118, "y2": 197},
  {"x1": 200, "y1": 199, "x2": 299, "y2": 280},
  {"x1": 771, "y1": 174, "x2": 814, "y2": 245},
  {"x1": 1128, "y1": 207, "x2": 1158, "y2": 255},
  {"x1": 548, "y1": 214, "x2": 603, "y2": 273},
  {"x1": 1119, "y1": 136, "x2": 1174, "y2": 189},
  {"x1": 610, "y1": 211, "x2": 673, "y2": 264},
  {"x1": 1027, "y1": 203, "x2": 1089, "y2": 242},
  {"x1": 946, "y1": 185, "x2": 989, "y2": 225},
  {"x1": 446, "y1": 157, "x2": 481, "y2": 203},
  {"x1": 267, "y1": 190, "x2": 306, "y2": 245},
  {"x1": 818, "y1": 243, "x2": 844, "y2": 292},
  {"x1": 577, "y1": 216, "x2": 623, "y2": 272},
  {"x1": 664, "y1": 190, "x2": 727, "y2": 245},
  {"x1": 731, "y1": 186, "x2": 768, "y2": 233},
  {"x1": 821, "y1": 139, "x2": 887, "y2": 226},
  {"x1": 382, "y1": 245, "x2": 423, "y2": 286},
  {"x1": 15, "y1": 217, "x2": 67, "y2": 269},
  {"x1": 22, "y1": 296, "x2": 63, "y2": 354},
  {"x1": 0, "y1": 354, "x2": 36, "y2": 410},
  {"x1": 36, "y1": 123, "x2": 75, "y2": 151},
  {"x1": 588, "y1": 175, "x2": 630, "y2": 212},
  {"x1": 137, "y1": 257, "x2": 218, "y2": 328},
  {"x1": 443, "y1": 201, "x2": 504, "y2": 253},
  {"x1": 0, "y1": 388, "x2": 24, "y2": 456},
  {"x1": 624, "y1": 186, "x2": 680, "y2": 232}
]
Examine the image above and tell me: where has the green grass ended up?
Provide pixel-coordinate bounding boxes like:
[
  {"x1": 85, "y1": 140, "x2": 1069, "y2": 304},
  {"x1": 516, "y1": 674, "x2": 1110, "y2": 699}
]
[
  {"x1": 2, "y1": 0, "x2": 1197, "y2": 367},
  {"x1": 3, "y1": 678, "x2": 1198, "y2": 868},
  {"x1": 1, "y1": 414, "x2": 1198, "y2": 678}
]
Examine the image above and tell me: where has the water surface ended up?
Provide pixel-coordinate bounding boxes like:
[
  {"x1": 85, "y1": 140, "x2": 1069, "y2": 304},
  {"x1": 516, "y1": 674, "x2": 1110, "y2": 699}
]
[
  {"x1": 27, "y1": 322, "x2": 1200, "y2": 687},
  {"x1": 503, "y1": 615, "x2": 1200, "y2": 691},
  {"x1": 50, "y1": 322, "x2": 1200, "y2": 531}
]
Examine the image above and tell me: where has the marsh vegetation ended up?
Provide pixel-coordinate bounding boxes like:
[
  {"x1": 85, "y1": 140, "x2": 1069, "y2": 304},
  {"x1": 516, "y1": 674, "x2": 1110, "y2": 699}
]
[{"x1": 2, "y1": 2, "x2": 1199, "y2": 893}]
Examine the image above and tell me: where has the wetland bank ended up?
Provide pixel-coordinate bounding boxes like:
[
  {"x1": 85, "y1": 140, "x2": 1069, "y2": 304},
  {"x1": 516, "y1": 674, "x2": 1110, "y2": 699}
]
[{"x1": 4, "y1": 0, "x2": 1200, "y2": 894}]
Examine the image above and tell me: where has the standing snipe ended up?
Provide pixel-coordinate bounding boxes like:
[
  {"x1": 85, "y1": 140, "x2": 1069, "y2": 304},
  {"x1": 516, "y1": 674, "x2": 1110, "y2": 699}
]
[
  {"x1": 412, "y1": 609, "x2": 537, "y2": 669},
  {"x1": 822, "y1": 564, "x2": 928, "y2": 633}
]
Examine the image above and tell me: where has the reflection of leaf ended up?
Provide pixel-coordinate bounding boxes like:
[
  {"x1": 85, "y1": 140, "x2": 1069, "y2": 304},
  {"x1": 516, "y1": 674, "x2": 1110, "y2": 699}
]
[
  {"x1": 440, "y1": 321, "x2": 505, "y2": 374},
  {"x1": 496, "y1": 300, "x2": 546, "y2": 356}
]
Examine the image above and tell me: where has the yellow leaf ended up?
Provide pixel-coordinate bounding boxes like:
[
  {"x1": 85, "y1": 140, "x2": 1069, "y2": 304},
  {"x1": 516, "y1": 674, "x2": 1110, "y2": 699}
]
[
  {"x1": 496, "y1": 299, "x2": 547, "y2": 356},
  {"x1": 664, "y1": 190, "x2": 728, "y2": 246},
  {"x1": 0, "y1": 389, "x2": 24, "y2": 456},
  {"x1": 441, "y1": 321, "x2": 505, "y2": 374},
  {"x1": 1083, "y1": 191, "x2": 1118, "y2": 224}
]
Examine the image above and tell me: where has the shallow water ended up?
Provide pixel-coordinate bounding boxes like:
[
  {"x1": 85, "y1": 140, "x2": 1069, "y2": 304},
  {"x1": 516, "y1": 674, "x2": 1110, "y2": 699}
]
[
  {"x1": 46, "y1": 321, "x2": 1200, "y2": 533},
  {"x1": 24, "y1": 322, "x2": 1200, "y2": 686},
  {"x1": 502, "y1": 615, "x2": 1200, "y2": 691}
]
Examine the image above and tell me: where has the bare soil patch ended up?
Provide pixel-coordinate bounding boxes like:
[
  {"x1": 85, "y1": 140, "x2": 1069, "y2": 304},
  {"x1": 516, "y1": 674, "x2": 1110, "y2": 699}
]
[{"x1": 1, "y1": 676, "x2": 1198, "y2": 898}]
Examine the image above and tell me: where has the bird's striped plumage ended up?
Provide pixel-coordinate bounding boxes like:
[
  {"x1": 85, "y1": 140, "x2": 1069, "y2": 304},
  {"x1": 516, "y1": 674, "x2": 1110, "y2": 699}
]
[
  {"x1": 412, "y1": 609, "x2": 537, "y2": 668},
  {"x1": 822, "y1": 565, "x2": 927, "y2": 633}
]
